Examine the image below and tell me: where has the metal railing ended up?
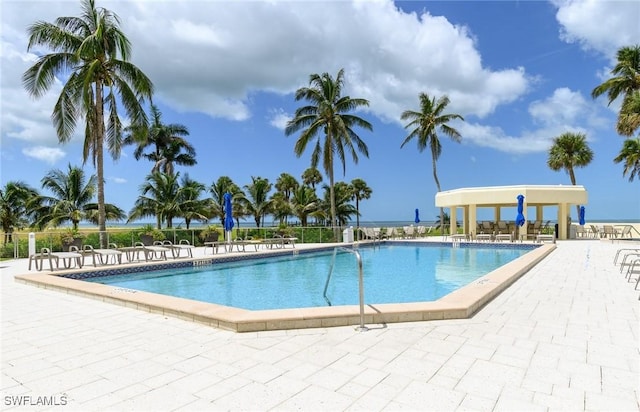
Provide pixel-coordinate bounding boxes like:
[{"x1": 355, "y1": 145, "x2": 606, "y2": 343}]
[{"x1": 323, "y1": 247, "x2": 368, "y2": 332}]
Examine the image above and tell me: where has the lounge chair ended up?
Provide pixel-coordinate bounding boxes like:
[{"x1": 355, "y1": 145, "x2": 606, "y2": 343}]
[
  {"x1": 613, "y1": 248, "x2": 640, "y2": 265},
  {"x1": 536, "y1": 233, "x2": 555, "y2": 243},
  {"x1": 602, "y1": 225, "x2": 619, "y2": 238},
  {"x1": 575, "y1": 225, "x2": 587, "y2": 238},
  {"x1": 82, "y1": 244, "x2": 123, "y2": 266},
  {"x1": 28, "y1": 246, "x2": 83, "y2": 271},
  {"x1": 383, "y1": 227, "x2": 395, "y2": 239},
  {"x1": 135, "y1": 241, "x2": 170, "y2": 261},
  {"x1": 263, "y1": 234, "x2": 298, "y2": 249},
  {"x1": 204, "y1": 240, "x2": 226, "y2": 254},
  {"x1": 495, "y1": 233, "x2": 513, "y2": 242},
  {"x1": 229, "y1": 236, "x2": 260, "y2": 252},
  {"x1": 496, "y1": 221, "x2": 509, "y2": 234},
  {"x1": 589, "y1": 224, "x2": 601, "y2": 238},
  {"x1": 159, "y1": 239, "x2": 195, "y2": 258},
  {"x1": 403, "y1": 226, "x2": 415, "y2": 239}
]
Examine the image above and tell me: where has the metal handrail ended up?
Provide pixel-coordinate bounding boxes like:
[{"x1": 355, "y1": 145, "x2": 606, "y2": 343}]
[{"x1": 323, "y1": 247, "x2": 368, "y2": 331}]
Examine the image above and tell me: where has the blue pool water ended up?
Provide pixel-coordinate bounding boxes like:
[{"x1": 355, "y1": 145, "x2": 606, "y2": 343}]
[{"x1": 87, "y1": 244, "x2": 532, "y2": 310}]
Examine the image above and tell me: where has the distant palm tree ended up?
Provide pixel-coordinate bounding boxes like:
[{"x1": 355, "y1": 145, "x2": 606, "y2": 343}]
[
  {"x1": 209, "y1": 176, "x2": 241, "y2": 226},
  {"x1": 124, "y1": 104, "x2": 196, "y2": 175},
  {"x1": 592, "y1": 44, "x2": 640, "y2": 137},
  {"x1": 129, "y1": 172, "x2": 182, "y2": 228},
  {"x1": 350, "y1": 178, "x2": 372, "y2": 240},
  {"x1": 177, "y1": 174, "x2": 208, "y2": 229},
  {"x1": 614, "y1": 138, "x2": 640, "y2": 182},
  {"x1": 320, "y1": 182, "x2": 357, "y2": 227},
  {"x1": 275, "y1": 173, "x2": 299, "y2": 201},
  {"x1": 33, "y1": 164, "x2": 125, "y2": 230},
  {"x1": 547, "y1": 132, "x2": 594, "y2": 215},
  {"x1": 242, "y1": 177, "x2": 273, "y2": 227},
  {"x1": 0, "y1": 181, "x2": 39, "y2": 244},
  {"x1": 301, "y1": 167, "x2": 323, "y2": 189},
  {"x1": 291, "y1": 186, "x2": 319, "y2": 227},
  {"x1": 23, "y1": 0, "x2": 153, "y2": 246},
  {"x1": 285, "y1": 68, "x2": 372, "y2": 233},
  {"x1": 401, "y1": 93, "x2": 464, "y2": 232}
]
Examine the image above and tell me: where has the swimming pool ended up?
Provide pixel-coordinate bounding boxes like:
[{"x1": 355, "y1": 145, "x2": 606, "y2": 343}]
[
  {"x1": 16, "y1": 241, "x2": 555, "y2": 332},
  {"x1": 86, "y1": 244, "x2": 531, "y2": 310}
]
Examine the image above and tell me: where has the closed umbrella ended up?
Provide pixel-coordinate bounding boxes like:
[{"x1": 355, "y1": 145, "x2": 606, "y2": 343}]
[
  {"x1": 224, "y1": 192, "x2": 234, "y2": 243},
  {"x1": 516, "y1": 194, "x2": 526, "y2": 227},
  {"x1": 414, "y1": 208, "x2": 420, "y2": 224},
  {"x1": 579, "y1": 206, "x2": 586, "y2": 226}
]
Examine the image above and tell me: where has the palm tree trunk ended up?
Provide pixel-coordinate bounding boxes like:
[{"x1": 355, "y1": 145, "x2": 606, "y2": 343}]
[
  {"x1": 356, "y1": 198, "x2": 360, "y2": 241},
  {"x1": 569, "y1": 168, "x2": 581, "y2": 218},
  {"x1": 329, "y1": 167, "x2": 338, "y2": 240},
  {"x1": 432, "y1": 156, "x2": 444, "y2": 234},
  {"x1": 95, "y1": 81, "x2": 107, "y2": 248}
]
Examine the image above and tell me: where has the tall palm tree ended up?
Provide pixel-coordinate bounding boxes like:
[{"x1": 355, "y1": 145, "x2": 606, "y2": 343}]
[
  {"x1": 301, "y1": 167, "x2": 323, "y2": 189},
  {"x1": 0, "y1": 182, "x2": 39, "y2": 244},
  {"x1": 33, "y1": 164, "x2": 125, "y2": 230},
  {"x1": 547, "y1": 132, "x2": 594, "y2": 216},
  {"x1": 23, "y1": 0, "x2": 153, "y2": 247},
  {"x1": 401, "y1": 93, "x2": 464, "y2": 232},
  {"x1": 614, "y1": 138, "x2": 640, "y2": 182},
  {"x1": 592, "y1": 44, "x2": 640, "y2": 136},
  {"x1": 273, "y1": 173, "x2": 299, "y2": 225},
  {"x1": 242, "y1": 176, "x2": 273, "y2": 227},
  {"x1": 617, "y1": 91, "x2": 640, "y2": 136},
  {"x1": 285, "y1": 68, "x2": 372, "y2": 234},
  {"x1": 350, "y1": 178, "x2": 372, "y2": 240},
  {"x1": 124, "y1": 104, "x2": 196, "y2": 175}
]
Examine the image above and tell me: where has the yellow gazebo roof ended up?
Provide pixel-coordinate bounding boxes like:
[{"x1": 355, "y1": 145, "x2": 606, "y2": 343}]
[{"x1": 435, "y1": 185, "x2": 588, "y2": 208}]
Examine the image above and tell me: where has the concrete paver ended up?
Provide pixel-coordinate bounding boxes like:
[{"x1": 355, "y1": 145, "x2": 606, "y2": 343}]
[{"x1": 1, "y1": 240, "x2": 639, "y2": 411}]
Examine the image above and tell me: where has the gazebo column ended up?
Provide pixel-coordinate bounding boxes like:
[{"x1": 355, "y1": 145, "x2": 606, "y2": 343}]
[
  {"x1": 557, "y1": 203, "x2": 568, "y2": 240},
  {"x1": 469, "y1": 204, "x2": 477, "y2": 236},
  {"x1": 536, "y1": 205, "x2": 543, "y2": 221},
  {"x1": 462, "y1": 205, "x2": 469, "y2": 235},
  {"x1": 493, "y1": 207, "x2": 500, "y2": 223},
  {"x1": 450, "y1": 207, "x2": 458, "y2": 235}
]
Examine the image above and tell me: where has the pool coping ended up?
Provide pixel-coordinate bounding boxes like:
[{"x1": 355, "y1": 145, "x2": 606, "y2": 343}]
[{"x1": 14, "y1": 242, "x2": 556, "y2": 332}]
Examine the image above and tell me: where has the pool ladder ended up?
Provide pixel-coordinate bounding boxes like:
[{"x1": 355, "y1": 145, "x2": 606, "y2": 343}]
[{"x1": 323, "y1": 247, "x2": 368, "y2": 331}]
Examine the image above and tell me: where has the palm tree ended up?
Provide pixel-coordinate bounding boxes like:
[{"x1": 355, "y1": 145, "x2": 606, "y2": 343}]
[
  {"x1": 242, "y1": 177, "x2": 273, "y2": 227},
  {"x1": 23, "y1": 0, "x2": 154, "y2": 247},
  {"x1": 401, "y1": 93, "x2": 464, "y2": 232},
  {"x1": 178, "y1": 174, "x2": 208, "y2": 229},
  {"x1": 274, "y1": 173, "x2": 299, "y2": 225},
  {"x1": 124, "y1": 104, "x2": 196, "y2": 175},
  {"x1": 350, "y1": 178, "x2": 372, "y2": 240},
  {"x1": 128, "y1": 172, "x2": 182, "y2": 228},
  {"x1": 33, "y1": 164, "x2": 125, "y2": 230},
  {"x1": 301, "y1": 167, "x2": 323, "y2": 189},
  {"x1": 209, "y1": 176, "x2": 241, "y2": 226},
  {"x1": 547, "y1": 132, "x2": 594, "y2": 215},
  {"x1": 614, "y1": 138, "x2": 640, "y2": 182},
  {"x1": 617, "y1": 91, "x2": 640, "y2": 136},
  {"x1": 320, "y1": 182, "x2": 357, "y2": 226},
  {"x1": 592, "y1": 44, "x2": 640, "y2": 136},
  {"x1": 0, "y1": 182, "x2": 39, "y2": 244},
  {"x1": 285, "y1": 68, "x2": 372, "y2": 234},
  {"x1": 290, "y1": 186, "x2": 318, "y2": 227}
]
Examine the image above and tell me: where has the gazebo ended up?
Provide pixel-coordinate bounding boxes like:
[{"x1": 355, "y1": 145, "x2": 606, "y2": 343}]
[{"x1": 434, "y1": 185, "x2": 588, "y2": 240}]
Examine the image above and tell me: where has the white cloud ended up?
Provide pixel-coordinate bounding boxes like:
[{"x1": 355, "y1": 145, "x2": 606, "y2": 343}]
[
  {"x1": 22, "y1": 146, "x2": 65, "y2": 164},
  {"x1": 110, "y1": 177, "x2": 127, "y2": 184},
  {"x1": 1, "y1": 0, "x2": 528, "y2": 125},
  {"x1": 461, "y1": 87, "x2": 602, "y2": 154},
  {"x1": 552, "y1": 0, "x2": 640, "y2": 59},
  {"x1": 268, "y1": 109, "x2": 291, "y2": 130}
]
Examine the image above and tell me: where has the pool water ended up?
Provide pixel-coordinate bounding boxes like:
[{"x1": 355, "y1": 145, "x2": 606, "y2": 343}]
[{"x1": 87, "y1": 244, "x2": 531, "y2": 310}]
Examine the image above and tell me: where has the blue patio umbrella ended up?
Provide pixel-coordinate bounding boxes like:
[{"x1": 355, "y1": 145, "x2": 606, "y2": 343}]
[
  {"x1": 516, "y1": 194, "x2": 526, "y2": 227},
  {"x1": 414, "y1": 208, "x2": 420, "y2": 224},
  {"x1": 579, "y1": 206, "x2": 586, "y2": 225},
  {"x1": 224, "y1": 192, "x2": 234, "y2": 241}
]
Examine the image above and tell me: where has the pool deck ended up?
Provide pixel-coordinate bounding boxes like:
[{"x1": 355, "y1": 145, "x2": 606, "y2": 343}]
[{"x1": 1, "y1": 239, "x2": 639, "y2": 411}]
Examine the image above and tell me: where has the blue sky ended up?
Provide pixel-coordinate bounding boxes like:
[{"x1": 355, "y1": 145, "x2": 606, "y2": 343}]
[{"x1": 1, "y1": 0, "x2": 639, "y2": 225}]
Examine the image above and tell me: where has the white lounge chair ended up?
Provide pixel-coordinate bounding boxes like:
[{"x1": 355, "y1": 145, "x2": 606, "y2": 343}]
[
  {"x1": 28, "y1": 247, "x2": 84, "y2": 271},
  {"x1": 82, "y1": 244, "x2": 123, "y2": 266},
  {"x1": 160, "y1": 240, "x2": 195, "y2": 258}
]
